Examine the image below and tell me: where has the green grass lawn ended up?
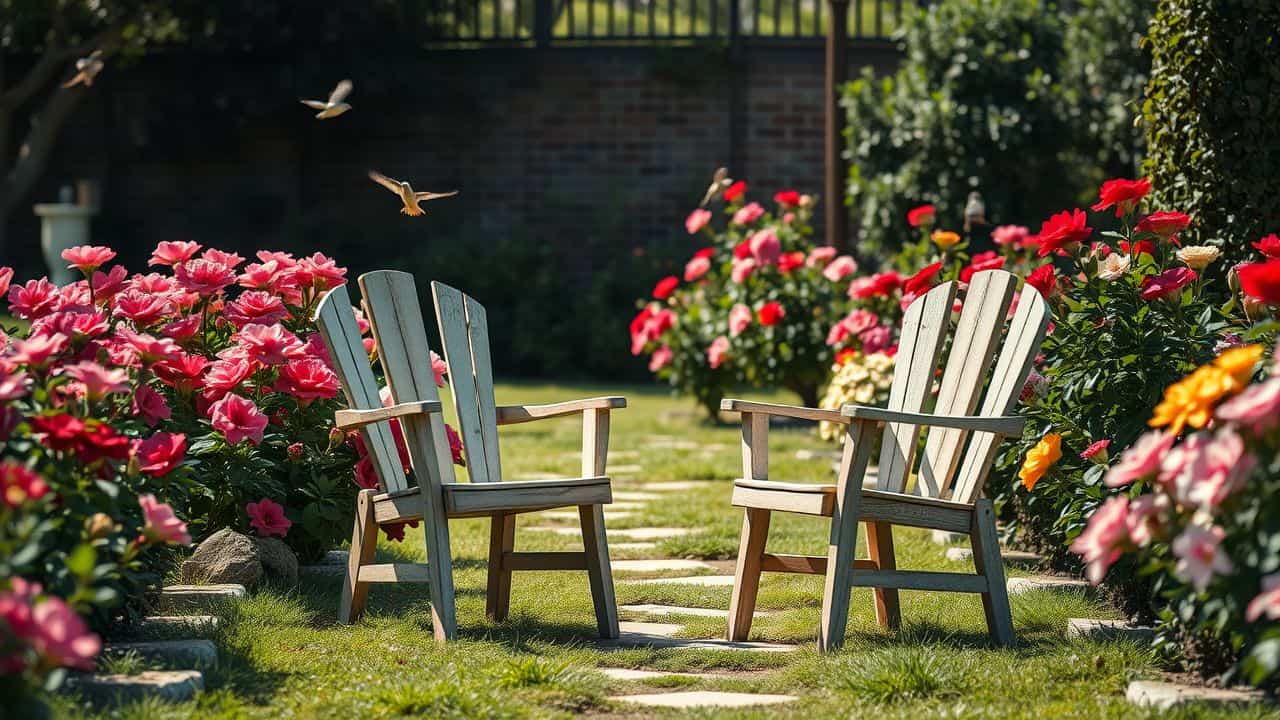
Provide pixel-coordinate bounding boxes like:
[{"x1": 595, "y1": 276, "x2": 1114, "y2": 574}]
[{"x1": 54, "y1": 382, "x2": 1272, "y2": 719}]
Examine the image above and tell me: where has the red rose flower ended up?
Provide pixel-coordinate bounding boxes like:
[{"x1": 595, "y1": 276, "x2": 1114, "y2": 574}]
[
  {"x1": 30, "y1": 414, "x2": 87, "y2": 451},
  {"x1": 732, "y1": 240, "x2": 752, "y2": 260},
  {"x1": 723, "y1": 181, "x2": 747, "y2": 202},
  {"x1": 1025, "y1": 264, "x2": 1057, "y2": 298},
  {"x1": 1139, "y1": 267, "x2": 1197, "y2": 301},
  {"x1": 777, "y1": 252, "x2": 805, "y2": 273},
  {"x1": 773, "y1": 190, "x2": 801, "y2": 207},
  {"x1": 78, "y1": 422, "x2": 131, "y2": 463},
  {"x1": 275, "y1": 358, "x2": 340, "y2": 403},
  {"x1": 757, "y1": 301, "x2": 785, "y2": 326},
  {"x1": 959, "y1": 251, "x2": 1007, "y2": 283},
  {"x1": 903, "y1": 262, "x2": 943, "y2": 296},
  {"x1": 1, "y1": 462, "x2": 48, "y2": 508},
  {"x1": 131, "y1": 432, "x2": 187, "y2": 477},
  {"x1": 907, "y1": 204, "x2": 936, "y2": 228},
  {"x1": 1090, "y1": 177, "x2": 1151, "y2": 217},
  {"x1": 1253, "y1": 234, "x2": 1280, "y2": 259},
  {"x1": 848, "y1": 271, "x2": 902, "y2": 299},
  {"x1": 652, "y1": 276, "x2": 679, "y2": 300},
  {"x1": 693, "y1": 247, "x2": 715, "y2": 260},
  {"x1": 1238, "y1": 260, "x2": 1280, "y2": 305},
  {"x1": 1119, "y1": 239, "x2": 1156, "y2": 258},
  {"x1": 1037, "y1": 209, "x2": 1092, "y2": 257},
  {"x1": 174, "y1": 258, "x2": 236, "y2": 296},
  {"x1": 245, "y1": 498, "x2": 291, "y2": 538},
  {"x1": 1134, "y1": 210, "x2": 1191, "y2": 240}
]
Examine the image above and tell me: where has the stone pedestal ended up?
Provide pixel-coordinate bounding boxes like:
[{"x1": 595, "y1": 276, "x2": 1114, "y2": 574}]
[{"x1": 34, "y1": 201, "x2": 95, "y2": 285}]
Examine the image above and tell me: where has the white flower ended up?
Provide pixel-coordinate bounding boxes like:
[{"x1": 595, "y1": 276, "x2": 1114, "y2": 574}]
[
  {"x1": 1097, "y1": 253, "x2": 1131, "y2": 281},
  {"x1": 1176, "y1": 245, "x2": 1220, "y2": 271}
]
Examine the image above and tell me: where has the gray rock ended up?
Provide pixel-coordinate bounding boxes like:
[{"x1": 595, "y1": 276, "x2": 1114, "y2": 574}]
[
  {"x1": 254, "y1": 537, "x2": 299, "y2": 586},
  {"x1": 1066, "y1": 618, "x2": 1155, "y2": 644},
  {"x1": 103, "y1": 640, "x2": 218, "y2": 670},
  {"x1": 180, "y1": 529, "x2": 262, "y2": 588},
  {"x1": 1126, "y1": 680, "x2": 1267, "y2": 709},
  {"x1": 66, "y1": 670, "x2": 204, "y2": 703}
]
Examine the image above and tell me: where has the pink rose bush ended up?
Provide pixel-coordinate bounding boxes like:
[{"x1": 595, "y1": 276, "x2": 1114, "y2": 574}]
[{"x1": 632, "y1": 176, "x2": 845, "y2": 416}]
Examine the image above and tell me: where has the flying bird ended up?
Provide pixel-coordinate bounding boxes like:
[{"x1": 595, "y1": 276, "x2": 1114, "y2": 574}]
[
  {"x1": 700, "y1": 167, "x2": 731, "y2": 207},
  {"x1": 300, "y1": 79, "x2": 354, "y2": 119},
  {"x1": 368, "y1": 171, "x2": 458, "y2": 217},
  {"x1": 62, "y1": 50, "x2": 104, "y2": 89}
]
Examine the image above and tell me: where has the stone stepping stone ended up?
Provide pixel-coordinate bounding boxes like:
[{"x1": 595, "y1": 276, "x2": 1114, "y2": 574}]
[
  {"x1": 300, "y1": 550, "x2": 349, "y2": 576},
  {"x1": 67, "y1": 670, "x2": 204, "y2": 703},
  {"x1": 609, "y1": 464, "x2": 644, "y2": 474},
  {"x1": 627, "y1": 575, "x2": 735, "y2": 586},
  {"x1": 618, "y1": 620, "x2": 684, "y2": 637},
  {"x1": 946, "y1": 547, "x2": 1044, "y2": 565},
  {"x1": 104, "y1": 640, "x2": 218, "y2": 670},
  {"x1": 639, "y1": 481, "x2": 703, "y2": 492},
  {"x1": 541, "y1": 510, "x2": 634, "y2": 522},
  {"x1": 526, "y1": 526, "x2": 691, "y2": 540},
  {"x1": 931, "y1": 530, "x2": 967, "y2": 545},
  {"x1": 599, "y1": 667, "x2": 719, "y2": 681},
  {"x1": 154, "y1": 584, "x2": 247, "y2": 613},
  {"x1": 613, "y1": 491, "x2": 664, "y2": 502},
  {"x1": 1007, "y1": 576, "x2": 1090, "y2": 594},
  {"x1": 1126, "y1": 680, "x2": 1267, "y2": 709},
  {"x1": 611, "y1": 542, "x2": 658, "y2": 552},
  {"x1": 623, "y1": 603, "x2": 761, "y2": 618},
  {"x1": 132, "y1": 616, "x2": 220, "y2": 634},
  {"x1": 1067, "y1": 618, "x2": 1155, "y2": 644},
  {"x1": 794, "y1": 449, "x2": 842, "y2": 461},
  {"x1": 612, "y1": 559, "x2": 718, "y2": 573},
  {"x1": 600, "y1": 635, "x2": 796, "y2": 653},
  {"x1": 610, "y1": 691, "x2": 797, "y2": 708}
]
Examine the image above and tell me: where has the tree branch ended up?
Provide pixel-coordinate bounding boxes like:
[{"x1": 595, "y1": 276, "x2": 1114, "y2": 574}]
[
  {"x1": 0, "y1": 82, "x2": 87, "y2": 216},
  {"x1": 0, "y1": 23, "x2": 127, "y2": 111}
]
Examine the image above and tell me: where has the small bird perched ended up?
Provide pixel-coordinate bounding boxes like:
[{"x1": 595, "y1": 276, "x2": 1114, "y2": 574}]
[
  {"x1": 964, "y1": 191, "x2": 987, "y2": 232},
  {"x1": 300, "y1": 79, "x2": 354, "y2": 119},
  {"x1": 368, "y1": 171, "x2": 458, "y2": 217},
  {"x1": 700, "y1": 167, "x2": 732, "y2": 207},
  {"x1": 62, "y1": 50, "x2": 104, "y2": 89}
]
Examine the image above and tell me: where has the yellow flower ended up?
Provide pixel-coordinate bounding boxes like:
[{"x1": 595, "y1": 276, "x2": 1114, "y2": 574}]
[
  {"x1": 1149, "y1": 345, "x2": 1260, "y2": 434},
  {"x1": 931, "y1": 230, "x2": 961, "y2": 250},
  {"x1": 1018, "y1": 433, "x2": 1062, "y2": 491},
  {"x1": 1176, "y1": 245, "x2": 1220, "y2": 270}
]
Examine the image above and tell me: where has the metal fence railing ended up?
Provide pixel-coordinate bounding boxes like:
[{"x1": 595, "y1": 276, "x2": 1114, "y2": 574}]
[{"x1": 423, "y1": 0, "x2": 912, "y2": 46}]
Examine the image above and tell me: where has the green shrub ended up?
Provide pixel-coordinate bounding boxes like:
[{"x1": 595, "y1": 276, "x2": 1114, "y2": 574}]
[{"x1": 1141, "y1": 0, "x2": 1280, "y2": 262}]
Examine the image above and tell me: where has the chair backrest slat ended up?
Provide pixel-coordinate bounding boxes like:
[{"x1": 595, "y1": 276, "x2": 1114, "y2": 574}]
[
  {"x1": 357, "y1": 271, "x2": 458, "y2": 492},
  {"x1": 432, "y1": 282, "x2": 503, "y2": 483},
  {"x1": 950, "y1": 286, "x2": 1051, "y2": 504},
  {"x1": 876, "y1": 281, "x2": 957, "y2": 494},
  {"x1": 917, "y1": 270, "x2": 1017, "y2": 499},
  {"x1": 314, "y1": 284, "x2": 406, "y2": 492}
]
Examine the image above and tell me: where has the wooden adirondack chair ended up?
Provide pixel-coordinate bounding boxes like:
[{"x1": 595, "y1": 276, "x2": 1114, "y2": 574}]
[
  {"x1": 314, "y1": 271, "x2": 624, "y2": 641},
  {"x1": 721, "y1": 269, "x2": 1049, "y2": 651}
]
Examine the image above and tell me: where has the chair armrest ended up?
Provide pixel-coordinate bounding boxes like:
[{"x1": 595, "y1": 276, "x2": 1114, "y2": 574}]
[
  {"x1": 840, "y1": 404, "x2": 1025, "y2": 436},
  {"x1": 334, "y1": 400, "x2": 442, "y2": 431},
  {"x1": 495, "y1": 396, "x2": 627, "y2": 425},
  {"x1": 720, "y1": 398, "x2": 847, "y2": 424}
]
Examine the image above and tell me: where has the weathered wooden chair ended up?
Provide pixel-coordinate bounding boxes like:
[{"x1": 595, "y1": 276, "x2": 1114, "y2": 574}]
[
  {"x1": 314, "y1": 271, "x2": 624, "y2": 641},
  {"x1": 721, "y1": 269, "x2": 1048, "y2": 651}
]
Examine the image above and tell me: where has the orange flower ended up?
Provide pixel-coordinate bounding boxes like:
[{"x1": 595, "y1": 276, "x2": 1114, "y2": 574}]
[
  {"x1": 931, "y1": 230, "x2": 961, "y2": 250},
  {"x1": 1018, "y1": 433, "x2": 1062, "y2": 491},
  {"x1": 1149, "y1": 345, "x2": 1261, "y2": 434}
]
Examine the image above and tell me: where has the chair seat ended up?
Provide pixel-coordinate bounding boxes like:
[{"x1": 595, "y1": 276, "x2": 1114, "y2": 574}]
[
  {"x1": 372, "y1": 477, "x2": 613, "y2": 522},
  {"x1": 732, "y1": 478, "x2": 974, "y2": 530}
]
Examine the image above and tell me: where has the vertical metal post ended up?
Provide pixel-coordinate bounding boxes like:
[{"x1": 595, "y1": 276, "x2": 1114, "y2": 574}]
[
  {"x1": 535, "y1": 0, "x2": 553, "y2": 47},
  {"x1": 825, "y1": 0, "x2": 850, "y2": 252}
]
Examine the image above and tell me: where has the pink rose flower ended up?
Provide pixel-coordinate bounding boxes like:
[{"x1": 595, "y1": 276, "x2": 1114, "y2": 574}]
[
  {"x1": 685, "y1": 209, "x2": 712, "y2": 235},
  {"x1": 174, "y1": 258, "x2": 237, "y2": 296},
  {"x1": 1181, "y1": 428, "x2": 1255, "y2": 511},
  {"x1": 148, "y1": 241, "x2": 202, "y2": 267},
  {"x1": 707, "y1": 336, "x2": 730, "y2": 369},
  {"x1": 748, "y1": 229, "x2": 781, "y2": 265},
  {"x1": 684, "y1": 256, "x2": 711, "y2": 282},
  {"x1": 225, "y1": 291, "x2": 290, "y2": 328},
  {"x1": 132, "y1": 433, "x2": 187, "y2": 477},
  {"x1": 730, "y1": 257, "x2": 757, "y2": 284},
  {"x1": 806, "y1": 246, "x2": 837, "y2": 267},
  {"x1": 275, "y1": 358, "x2": 340, "y2": 403},
  {"x1": 7, "y1": 333, "x2": 68, "y2": 369},
  {"x1": 1, "y1": 463, "x2": 49, "y2": 508},
  {"x1": 8, "y1": 278, "x2": 61, "y2": 320},
  {"x1": 1125, "y1": 493, "x2": 1169, "y2": 547},
  {"x1": 209, "y1": 394, "x2": 269, "y2": 446},
  {"x1": 729, "y1": 304, "x2": 752, "y2": 337},
  {"x1": 201, "y1": 248, "x2": 245, "y2": 269},
  {"x1": 445, "y1": 423, "x2": 465, "y2": 466},
  {"x1": 61, "y1": 245, "x2": 116, "y2": 275},
  {"x1": 30, "y1": 595, "x2": 101, "y2": 670},
  {"x1": 732, "y1": 202, "x2": 765, "y2": 226},
  {"x1": 245, "y1": 498, "x2": 292, "y2": 538},
  {"x1": 1079, "y1": 439, "x2": 1111, "y2": 463},
  {"x1": 859, "y1": 325, "x2": 892, "y2": 354},
  {"x1": 1172, "y1": 524, "x2": 1233, "y2": 592},
  {"x1": 139, "y1": 493, "x2": 191, "y2": 544},
  {"x1": 61, "y1": 361, "x2": 130, "y2": 401},
  {"x1": 0, "y1": 371, "x2": 31, "y2": 402},
  {"x1": 235, "y1": 324, "x2": 306, "y2": 367},
  {"x1": 1215, "y1": 377, "x2": 1280, "y2": 433},
  {"x1": 132, "y1": 384, "x2": 171, "y2": 430},
  {"x1": 293, "y1": 252, "x2": 347, "y2": 291},
  {"x1": 0, "y1": 267, "x2": 12, "y2": 298},
  {"x1": 90, "y1": 265, "x2": 128, "y2": 302},
  {"x1": 162, "y1": 315, "x2": 201, "y2": 342},
  {"x1": 1139, "y1": 267, "x2": 1197, "y2": 301},
  {"x1": 1103, "y1": 430, "x2": 1174, "y2": 488},
  {"x1": 823, "y1": 256, "x2": 858, "y2": 282},
  {"x1": 115, "y1": 328, "x2": 182, "y2": 364},
  {"x1": 1246, "y1": 574, "x2": 1280, "y2": 622},
  {"x1": 648, "y1": 345, "x2": 673, "y2": 372},
  {"x1": 1069, "y1": 496, "x2": 1131, "y2": 585},
  {"x1": 991, "y1": 225, "x2": 1029, "y2": 247},
  {"x1": 202, "y1": 358, "x2": 253, "y2": 401},
  {"x1": 429, "y1": 351, "x2": 448, "y2": 387},
  {"x1": 114, "y1": 290, "x2": 174, "y2": 326}
]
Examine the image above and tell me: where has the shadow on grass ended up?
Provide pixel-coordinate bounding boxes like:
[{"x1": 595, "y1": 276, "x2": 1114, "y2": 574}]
[{"x1": 846, "y1": 619, "x2": 1062, "y2": 655}]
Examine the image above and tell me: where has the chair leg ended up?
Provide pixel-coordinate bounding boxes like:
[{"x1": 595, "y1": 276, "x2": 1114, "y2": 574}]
[
  {"x1": 421, "y1": 493, "x2": 458, "y2": 642},
  {"x1": 579, "y1": 504, "x2": 620, "y2": 639},
  {"x1": 727, "y1": 508, "x2": 771, "y2": 642},
  {"x1": 970, "y1": 498, "x2": 1015, "y2": 646},
  {"x1": 865, "y1": 521, "x2": 901, "y2": 631},
  {"x1": 339, "y1": 489, "x2": 379, "y2": 624},
  {"x1": 486, "y1": 513, "x2": 516, "y2": 621}
]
